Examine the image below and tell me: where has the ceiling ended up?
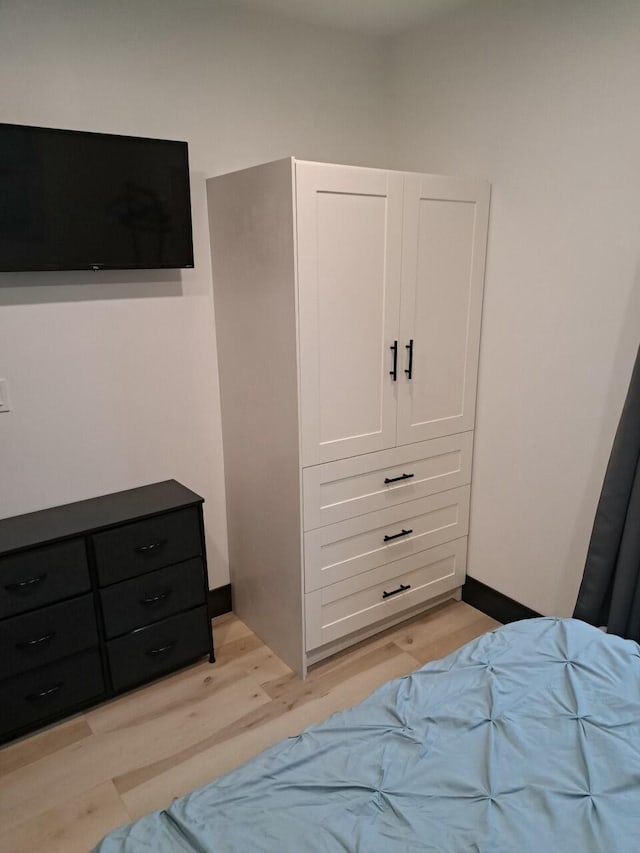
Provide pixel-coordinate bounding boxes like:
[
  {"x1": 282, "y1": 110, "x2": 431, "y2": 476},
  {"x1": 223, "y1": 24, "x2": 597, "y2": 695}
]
[{"x1": 227, "y1": 0, "x2": 473, "y2": 38}]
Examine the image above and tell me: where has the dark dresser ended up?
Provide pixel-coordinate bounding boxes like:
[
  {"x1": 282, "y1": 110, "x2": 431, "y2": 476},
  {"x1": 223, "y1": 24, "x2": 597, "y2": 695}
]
[{"x1": 0, "y1": 480, "x2": 214, "y2": 744}]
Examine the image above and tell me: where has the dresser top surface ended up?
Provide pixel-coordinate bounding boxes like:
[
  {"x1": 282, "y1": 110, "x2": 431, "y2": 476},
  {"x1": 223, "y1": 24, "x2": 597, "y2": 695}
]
[{"x1": 0, "y1": 480, "x2": 204, "y2": 556}]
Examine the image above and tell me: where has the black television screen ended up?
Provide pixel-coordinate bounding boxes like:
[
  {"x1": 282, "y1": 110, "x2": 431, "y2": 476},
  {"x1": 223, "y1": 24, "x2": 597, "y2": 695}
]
[{"x1": 0, "y1": 124, "x2": 194, "y2": 272}]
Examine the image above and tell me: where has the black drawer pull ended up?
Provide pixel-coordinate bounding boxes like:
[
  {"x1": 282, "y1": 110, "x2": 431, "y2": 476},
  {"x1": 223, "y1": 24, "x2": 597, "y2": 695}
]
[
  {"x1": 384, "y1": 473, "x2": 415, "y2": 485},
  {"x1": 383, "y1": 528, "x2": 413, "y2": 542},
  {"x1": 389, "y1": 340, "x2": 398, "y2": 381},
  {"x1": 139, "y1": 589, "x2": 172, "y2": 605},
  {"x1": 134, "y1": 540, "x2": 167, "y2": 555},
  {"x1": 405, "y1": 339, "x2": 414, "y2": 379},
  {"x1": 26, "y1": 682, "x2": 63, "y2": 702},
  {"x1": 145, "y1": 640, "x2": 176, "y2": 657},
  {"x1": 382, "y1": 583, "x2": 411, "y2": 599},
  {"x1": 5, "y1": 573, "x2": 47, "y2": 592},
  {"x1": 16, "y1": 632, "x2": 56, "y2": 650}
]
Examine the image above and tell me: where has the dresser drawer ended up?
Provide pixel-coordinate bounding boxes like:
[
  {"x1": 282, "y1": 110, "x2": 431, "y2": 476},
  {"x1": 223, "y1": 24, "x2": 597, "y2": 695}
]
[
  {"x1": 100, "y1": 557, "x2": 205, "y2": 639},
  {"x1": 0, "y1": 539, "x2": 89, "y2": 619},
  {"x1": 106, "y1": 606, "x2": 209, "y2": 692},
  {"x1": 0, "y1": 594, "x2": 98, "y2": 680},
  {"x1": 0, "y1": 648, "x2": 104, "y2": 739},
  {"x1": 303, "y1": 434, "x2": 473, "y2": 531},
  {"x1": 304, "y1": 486, "x2": 469, "y2": 592},
  {"x1": 93, "y1": 507, "x2": 202, "y2": 586},
  {"x1": 305, "y1": 537, "x2": 467, "y2": 651}
]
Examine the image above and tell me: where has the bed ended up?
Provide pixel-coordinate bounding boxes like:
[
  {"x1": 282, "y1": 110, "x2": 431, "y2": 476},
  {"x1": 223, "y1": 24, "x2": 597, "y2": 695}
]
[{"x1": 94, "y1": 617, "x2": 640, "y2": 852}]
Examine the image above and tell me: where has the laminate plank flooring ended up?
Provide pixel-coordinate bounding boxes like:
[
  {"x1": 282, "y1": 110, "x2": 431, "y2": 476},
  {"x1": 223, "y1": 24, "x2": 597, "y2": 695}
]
[{"x1": 0, "y1": 600, "x2": 500, "y2": 852}]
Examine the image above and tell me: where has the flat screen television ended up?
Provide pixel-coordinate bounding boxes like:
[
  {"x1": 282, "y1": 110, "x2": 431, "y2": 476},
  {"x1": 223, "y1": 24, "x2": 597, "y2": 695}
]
[{"x1": 0, "y1": 124, "x2": 194, "y2": 272}]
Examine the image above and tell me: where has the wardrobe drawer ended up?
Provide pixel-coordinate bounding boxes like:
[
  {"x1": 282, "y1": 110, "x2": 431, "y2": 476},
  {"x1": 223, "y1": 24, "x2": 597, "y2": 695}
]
[
  {"x1": 305, "y1": 537, "x2": 467, "y2": 651},
  {"x1": 0, "y1": 649, "x2": 104, "y2": 739},
  {"x1": 0, "y1": 594, "x2": 98, "y2": 680},
  {"x1": 0, "y1": 539, "x2": 89, "y2": 619},
  {"x1": 93, "y1": 507, "x2": 202, "y2": 586},
  {"x1": 106, "y1": 606, "x2": 209, "y2": 693},
  {"x1": 305, "y1": 486, "x2": 469, "y2": 592},
  {"x1": 100, "y1": 557, "x2": 205, "y2": 639},
  {"x1": 303, "y1": 433, "x2": 473, "y2": 530}
]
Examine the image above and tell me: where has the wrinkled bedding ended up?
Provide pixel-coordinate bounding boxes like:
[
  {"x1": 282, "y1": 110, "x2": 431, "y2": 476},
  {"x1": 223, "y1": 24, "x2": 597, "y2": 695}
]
[{"x1": 94, "y1": 618, "x2": 640, "y2": 852}]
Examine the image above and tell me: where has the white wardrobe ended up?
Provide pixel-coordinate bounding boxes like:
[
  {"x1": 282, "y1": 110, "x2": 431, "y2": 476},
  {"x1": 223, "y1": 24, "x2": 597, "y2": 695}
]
[{"x1": 208, "y1": 159, "x2": 489, "y2": 676}]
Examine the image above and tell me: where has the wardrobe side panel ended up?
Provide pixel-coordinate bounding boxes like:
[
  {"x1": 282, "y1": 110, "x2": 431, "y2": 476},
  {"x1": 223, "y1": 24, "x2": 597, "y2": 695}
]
[{"x1": 207, "y1": 160, "x2": 303, "y2": 675}]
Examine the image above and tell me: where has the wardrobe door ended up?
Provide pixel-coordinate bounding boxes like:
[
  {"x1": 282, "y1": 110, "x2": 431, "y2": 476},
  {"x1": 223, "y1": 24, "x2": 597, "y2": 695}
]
[
  {"x1": 397, "y1": 174, "x2": 489, "y2": 445},
  {"x1": 296, "y1": 162, "x2": 403, "y2": 466}
]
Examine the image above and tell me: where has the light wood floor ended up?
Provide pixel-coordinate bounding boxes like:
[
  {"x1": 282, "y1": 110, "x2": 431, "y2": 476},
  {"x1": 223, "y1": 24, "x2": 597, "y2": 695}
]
[{"x1": 0, "y1": 600, "x2": 499, "y2": 853}]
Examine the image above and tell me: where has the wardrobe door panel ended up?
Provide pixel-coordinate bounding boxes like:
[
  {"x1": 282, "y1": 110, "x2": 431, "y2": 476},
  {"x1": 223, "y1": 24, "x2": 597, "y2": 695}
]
[
  {"x1": 397, "y1": 175, "x2": 489, "y2": 444},
  {"x1": 296, "y1": 162, "x2": 403, "y2": 466}
]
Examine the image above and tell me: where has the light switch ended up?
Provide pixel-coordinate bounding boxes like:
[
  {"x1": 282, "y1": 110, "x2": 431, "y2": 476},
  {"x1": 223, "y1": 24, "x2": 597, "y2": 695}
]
[{"x1": 0, "y1": 379, "x2": 10, "y2": 413}]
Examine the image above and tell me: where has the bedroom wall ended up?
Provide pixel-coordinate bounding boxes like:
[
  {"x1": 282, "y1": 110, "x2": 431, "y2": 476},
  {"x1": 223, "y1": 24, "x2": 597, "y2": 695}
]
[
  {"x1": 388, "y1": 0, "x2": 640, "y2": 615},
  {"x1": 0, "y1": 0, "x2": 390, "y2": 585}
]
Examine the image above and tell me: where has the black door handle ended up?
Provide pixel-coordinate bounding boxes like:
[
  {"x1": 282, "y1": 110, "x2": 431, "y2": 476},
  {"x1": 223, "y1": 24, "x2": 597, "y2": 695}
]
[
  {"x1": 145, "y1": 641, "x2": 176, "y2": 657},
  {"x1": 405, "y1": 339, "x2": 414, "y2": 379},
  {"x1": 139, "y1": 589, "x2": 172, "y2": 605},
  {"x1": 26, "y1": 682, "x2": 63, "y2": 702},
  {"x1": 382, "y1": 583, "x2": 411, "y2": 599},
  {"x1": 134, "y1": 540, "x2": 167, "y2": 555},
  {"x1": 389, "y1": 340, "x2": 398, "y2": 381},
  {"x1": 384, "y1": 473, "x2": 415, "y2": 485},
  {"x1": 5, "y1": 574, "x2": 47, "y2": 592},
  {"x1": 16, "y1": 632, "x2": 56, "y2": 650},
  {"x1": 383, "y1": 528, "x2": 413, "y2": 542}
]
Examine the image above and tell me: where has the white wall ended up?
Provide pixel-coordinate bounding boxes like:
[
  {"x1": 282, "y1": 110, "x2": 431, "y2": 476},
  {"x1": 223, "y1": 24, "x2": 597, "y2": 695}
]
[
  {"x1": 389, "y1": 0, "x2": 640, "y2": 615},
  {"x1": 0, "y1": 0, "x2": 390, "y2": 585},
  {"x1": 4, "y1": 0, "x2": 636, "y2": 617}
]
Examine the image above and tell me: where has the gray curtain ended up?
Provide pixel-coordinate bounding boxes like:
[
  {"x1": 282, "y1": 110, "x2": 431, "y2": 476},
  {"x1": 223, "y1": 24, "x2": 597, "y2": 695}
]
[{"x1": 574, "y1": 345, "x2": 640, "y2": 641}]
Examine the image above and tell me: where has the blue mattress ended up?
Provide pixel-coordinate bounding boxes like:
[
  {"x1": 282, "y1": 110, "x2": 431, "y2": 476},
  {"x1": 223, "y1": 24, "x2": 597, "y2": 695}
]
[{"x1": 94, "y1": 618, "x2": 640, "y2": 852}]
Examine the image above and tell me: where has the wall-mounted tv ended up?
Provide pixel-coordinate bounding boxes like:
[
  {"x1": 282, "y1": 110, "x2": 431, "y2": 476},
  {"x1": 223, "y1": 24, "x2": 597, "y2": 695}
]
[{"x1": 0, "y1": 124, "x2": 194, "y2": 272}]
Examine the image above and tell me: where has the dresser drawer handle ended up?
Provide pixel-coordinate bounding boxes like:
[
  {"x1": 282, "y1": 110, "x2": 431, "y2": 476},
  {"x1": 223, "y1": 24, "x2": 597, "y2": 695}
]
[
  {"x1": 383, "y1": 528, "x2": 413, "y2": 542},
  {"x1": 384, "y1": 473, "x2": 415, "y2": 485},
  {"x1": 134, "y1": 540, "x2": 167, "y2": 555},
  {"x1": 140, "y1": 589, "x2": 172, "y2": 605},
  {"x1": 145, "y1": 641, "x2": 176, "y2": 657},
  {"x1": 26, "y1": 682, "x2": 63, "y2": 702},
  {"x1": 5, "y1": 573, "x2": 47, "y2": 592},
  {"x1": 16, "y1": 632, "x2": 56, "y2": 650},
  {"x1": 382, "y1": 583, "x2": 411, "y2": 599}
]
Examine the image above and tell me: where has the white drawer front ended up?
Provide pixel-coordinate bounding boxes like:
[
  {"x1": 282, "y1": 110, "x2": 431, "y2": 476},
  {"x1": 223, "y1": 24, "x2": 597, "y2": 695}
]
[
  {"x1": 303, "y1": 433, "x2": 472, "y2": 531},
  {"x1": 304, "y1": 486, "x2": 469, "y2": 592},
  {"x1": 305, "y1": 537, "x2": 467, "y2": 651}
]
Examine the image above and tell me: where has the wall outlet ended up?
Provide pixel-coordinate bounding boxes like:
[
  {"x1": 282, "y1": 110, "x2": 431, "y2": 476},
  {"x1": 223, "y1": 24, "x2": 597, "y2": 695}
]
[{"x1": 0, "y1": 379, "x2": 10, "y2": 413}]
